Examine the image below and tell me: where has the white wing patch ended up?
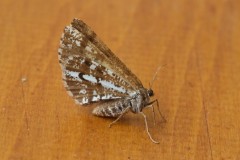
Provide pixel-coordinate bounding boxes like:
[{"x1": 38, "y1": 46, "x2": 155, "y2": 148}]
[
  {"x1": 99, "y1": 80, "x2": 126, "y2": 93},
  {"x1": 82, "y1": 75, "x2": 97, "y2": 84},
  {"x1": 65, "y1": 71, "x2": 82, "y2": 82}
]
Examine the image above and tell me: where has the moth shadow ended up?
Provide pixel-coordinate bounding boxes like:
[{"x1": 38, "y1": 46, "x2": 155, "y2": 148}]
[
  {"x1": 99, "y1": 112, "x2": 166, "y2": 129},
  {"x1": 89, "y1": 103, "x2": 167, "y2": 129}
]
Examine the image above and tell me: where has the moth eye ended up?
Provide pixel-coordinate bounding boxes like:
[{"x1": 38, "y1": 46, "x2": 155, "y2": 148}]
[{"x1": 148, "y1": 89, "x2": 154, "y2": 96}]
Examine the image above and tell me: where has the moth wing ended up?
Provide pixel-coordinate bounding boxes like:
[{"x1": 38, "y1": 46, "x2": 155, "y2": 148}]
[{"x1": 58, "y1": 18, "x2": 143, "y2": 105}]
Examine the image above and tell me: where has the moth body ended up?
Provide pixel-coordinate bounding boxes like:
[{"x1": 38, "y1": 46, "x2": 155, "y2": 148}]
[{"x1": 93, "y1": 88, "x2": 153, "y2": 117}]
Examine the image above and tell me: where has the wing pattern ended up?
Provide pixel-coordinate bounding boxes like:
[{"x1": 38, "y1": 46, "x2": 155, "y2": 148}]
[{"x1": 58, "y1": 19, "x2": 143, "y2": 105}]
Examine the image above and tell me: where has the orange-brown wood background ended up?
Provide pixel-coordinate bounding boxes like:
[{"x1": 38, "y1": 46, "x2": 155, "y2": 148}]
[{"x1": 0, "y1": 0, "x2": 240, "y2": 159}]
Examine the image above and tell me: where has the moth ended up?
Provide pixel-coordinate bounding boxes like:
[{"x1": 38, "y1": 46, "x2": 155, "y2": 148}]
[{"x1": 58, "y1": 18, "x2": 165, "y2": 143}]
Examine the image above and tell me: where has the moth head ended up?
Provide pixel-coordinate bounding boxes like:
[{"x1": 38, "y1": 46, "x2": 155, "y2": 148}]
[{"x1": 147, "y1": 89, "x2": 154, "y2": 97}]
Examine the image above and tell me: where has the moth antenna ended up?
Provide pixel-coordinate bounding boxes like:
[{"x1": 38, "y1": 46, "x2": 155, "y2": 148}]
[{"x1": 149, "y1": 64, "x2": 166, "y2": 89}]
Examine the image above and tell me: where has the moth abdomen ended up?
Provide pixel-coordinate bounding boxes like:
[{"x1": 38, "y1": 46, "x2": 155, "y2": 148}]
[{"x1": 92, "y1": 99, "x2": 130, "y2": 117}]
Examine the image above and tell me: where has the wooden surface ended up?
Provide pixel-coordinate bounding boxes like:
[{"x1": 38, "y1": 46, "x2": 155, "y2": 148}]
[{"x1": 0, "y1": 0, "x2": 240, "y2": 159}]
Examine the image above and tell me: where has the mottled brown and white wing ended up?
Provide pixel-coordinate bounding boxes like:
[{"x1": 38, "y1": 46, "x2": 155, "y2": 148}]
[{"x1": 58, "y1": 19, "x2": 143, "y2": 105}]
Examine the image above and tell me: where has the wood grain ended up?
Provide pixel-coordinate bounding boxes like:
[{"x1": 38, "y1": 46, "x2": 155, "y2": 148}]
[{"x1": 0, "y1": 0, "x2": 240, "y2": 159}]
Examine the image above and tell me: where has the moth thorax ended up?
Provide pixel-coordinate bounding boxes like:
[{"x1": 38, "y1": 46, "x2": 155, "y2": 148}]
[{"x1": 130, "y1": 88, "x2": 150, "y2": 113}]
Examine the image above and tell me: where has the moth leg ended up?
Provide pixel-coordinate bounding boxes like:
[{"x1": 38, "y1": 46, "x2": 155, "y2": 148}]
[
  {"x1": 147, "y1": 99, "x2": 166, "y2": 123},
  {"x1": 140, "y1": 112, "x2": 159, "y2": 144},
  {"x1": 109, "y1": 106, "x2": 131, "y2": 128},
  {"x1": 146, "y1": 105, "x2": 156, "y2": 125}
]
